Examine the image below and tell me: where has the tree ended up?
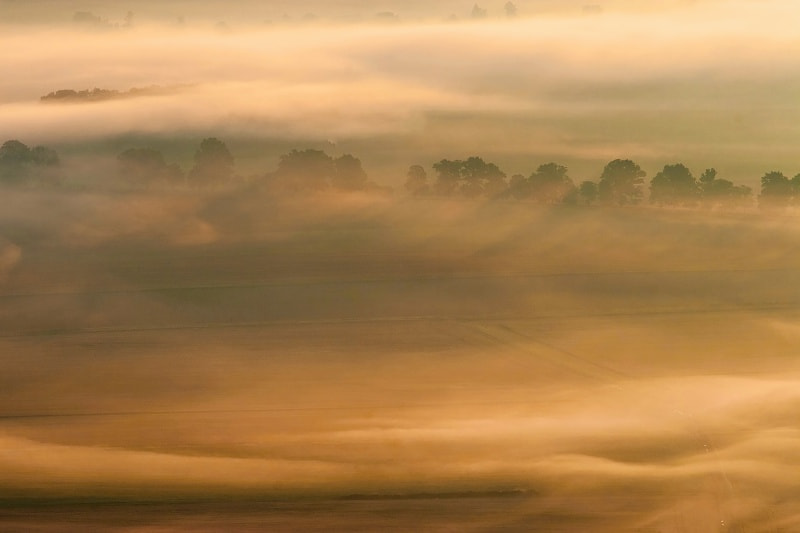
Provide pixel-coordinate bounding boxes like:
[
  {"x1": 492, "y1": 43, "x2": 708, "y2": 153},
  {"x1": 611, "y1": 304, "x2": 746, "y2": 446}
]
[
  {"x1": 791, "y1": 174, "x2": 800, "y2": 205},
  {"x1": 579, "y1": 181, "x2": 599, "y2": 205},
  {"x1": 30, "y1": 146, "x2": 59, "y2": 167},
  {"x1": 649, "y1": 163, "x2": 698, "y2": 206},
  {"x1": 405, "y1": 165, "x2": 429, "y2": 196},
  {"x1": 529, "y1": 162, "x2": 575, "y2": 204},
  {"x1": 508, "y1": 174, "x2": 529, "y2": 199},
  {"x1": 461, "y1": 156, "x2": 506, "y2": 198},
  {"x1": 188, "y1": 138, "x2": 234, "y2": 185},
  {"x1": 504, "y1": 1, "x2": 518, "y2": 17},
  {"x1": 274, "y1": 149, "x2": 334, "y2": 191},
  {"x1": 432, "y1": 157, "x2": 506, "y2": 198},
  {"x1": 0, "y1": 140, "x2": 60, "y2": 186},
  {"x1": 117, "y1": 147, "x2": 182, "y2": 186},
  {"x1": 471, "y1": 4, "x2": 487, "y2": 18},
  {"x1": 332, "y1": 154, "x2": 368, "y2": 191},
  {"x1": 598, "y1": 159, "x2": 645, "y2": 206},
  {"x1": 432, "y1": 159, "x2": 462, "y2": 196},
  {"x1": 759, "y1": 171, "x2": 792, "y2": 210},
  {"x1": 699, "y1": 168, "x2": 752, "y2": 208}
]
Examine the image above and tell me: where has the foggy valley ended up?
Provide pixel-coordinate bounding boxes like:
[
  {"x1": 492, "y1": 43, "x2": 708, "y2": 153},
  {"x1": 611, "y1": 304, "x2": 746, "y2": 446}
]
[{"x1": 3, "y1": 1, "x2": 800, "y2": 531}]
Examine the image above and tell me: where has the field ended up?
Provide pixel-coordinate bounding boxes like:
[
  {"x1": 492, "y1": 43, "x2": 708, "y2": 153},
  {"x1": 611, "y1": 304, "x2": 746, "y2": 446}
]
[{"x1": 2, "y1": 189, "x2": 800, "y2": 531}]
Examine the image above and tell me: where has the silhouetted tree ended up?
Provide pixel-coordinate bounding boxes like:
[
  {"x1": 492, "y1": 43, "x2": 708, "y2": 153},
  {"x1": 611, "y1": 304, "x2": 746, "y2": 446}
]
[
  {"x1": 73, "y1": 11, "x2": 108, "y2": 27},
  {"x1": 759, "y1": 171, "x2": 792, "y2": 210},
  {"x1": 432, "y1": 157, "x2": 505, "y2": 198},
  {"x1": 405, "y1": 165, "x2": 429, "y2": 196},
  {"x1": 649, "y1": 163, "x2": 698, "y2": 206},
  {"x1": 432, "y1": 159, "x2": 463, "y2": 195},
  {"x1": 30, "y1": 146, "x2": 59, "y2": 167},
  {"x1": 698, "y1": 168, "x2": 752, "y2": 208},
  {"x1": 188, "y1": 138, "x2": 234, "y2": 186},
  {"x1": 117, "y1": 147, "x2": 183, "y2": 186},
  {"x1": 504, "y1": 1, "x2": 518, "y2": 17},
  {"x1": 0, "y1": 140, "x2": 60, "y2": 186},
  {"x1": 0, "y1": 140, "x2": 31, "y2": 164},
  {"x1": 461, "y1": 156, "x2": 506, "y2": 198},
  {"x1": 332, "y1": 154, "x2": 368, "y2": 191},
  {"x1": 579, "y1": 181, "x2": 599, "y2": 205},
  {"x1": 791, "y1": 174, "x2": 800, "y2": 205},
  {"x1": 598, "y1": 159, "x2": 645, "y2": 206},
  {"x1": 471, "y1": 4, "x2": 487, "y2": 18},
  {"x1": 274, "y1": 149, "x2": 334, "y2": 191},
  {"x1": 529, "y1": 163, "x2": 575, "y2": 204}
]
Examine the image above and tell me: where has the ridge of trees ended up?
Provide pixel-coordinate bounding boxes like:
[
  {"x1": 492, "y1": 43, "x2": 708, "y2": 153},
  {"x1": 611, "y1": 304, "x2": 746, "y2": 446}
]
[
  {"x1": 40, "y1": 86, "x2": 172, "y2": 103},
  {"x1": 268, "y1": 148, "x2": 385, "y2": 193},
  {"x1": 1, "y1": 136, "x2": 798, "y2": 212},
  {"x1": 406, "y1": 156, "x2": 768, "y2": 210}
]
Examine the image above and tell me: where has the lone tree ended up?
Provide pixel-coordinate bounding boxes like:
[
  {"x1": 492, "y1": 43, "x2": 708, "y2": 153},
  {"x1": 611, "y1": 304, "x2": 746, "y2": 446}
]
[
  {"x1": 273, "y1": 149, "x2": 334, "y2": 192},
  {"x1": 528, "y1": 162, "x2": 575, "y2": 204},
  {"x1": 759, "y1": 171, "x2": 793, "y2": 210},
  {"x1": 117, "y1": 147, "x2": 183, "y2": 186},
  {"x1": 598, "y1": 159, "x2": 645, "y2": 206},
  {"x1": 405, "y1": 164, "x2": 429, "y2": 196},
  {"x1": 649, "y1": 163, "x2": 698, "y2": 206},
  {"x1": 188, "y1": 138, "x2": 234, "y2": 185}
]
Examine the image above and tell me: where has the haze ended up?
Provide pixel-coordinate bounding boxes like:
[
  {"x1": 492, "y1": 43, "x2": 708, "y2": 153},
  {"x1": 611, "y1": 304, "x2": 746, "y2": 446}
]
[
  {"x1": 3, "y1": 0, "x2": 800, "y2": 182},
  {"x1": 3, "y1": 1, "x2": 800, "y2": 531}
]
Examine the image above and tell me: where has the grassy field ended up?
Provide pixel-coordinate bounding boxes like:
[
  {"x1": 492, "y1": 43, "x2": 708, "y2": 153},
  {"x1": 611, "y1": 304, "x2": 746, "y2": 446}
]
[{"x1": 2, "y1": 189, "x2": 800, "y2": 531}]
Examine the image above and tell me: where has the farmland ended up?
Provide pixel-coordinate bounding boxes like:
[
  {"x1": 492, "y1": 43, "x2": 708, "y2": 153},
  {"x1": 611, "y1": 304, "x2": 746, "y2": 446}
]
[{"x1": 2, "y1": 189, "x2": 800, "y2": 530}]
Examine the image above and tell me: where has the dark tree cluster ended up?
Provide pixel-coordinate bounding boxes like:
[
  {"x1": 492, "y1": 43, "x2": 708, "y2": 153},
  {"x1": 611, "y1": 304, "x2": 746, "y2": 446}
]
[
  {"x1": 757, "y1": 171, "x2": 800, "y2": 210},
  {"x1": 597, "y1": 159, "x2": 646, "y2": 206},
  {"x1": 188, "y1": 138, "x2": 235, "y2": 186},
  {"x1": 72, "y1": 11, "x2": 133, "y2": 30},
  {"x1": 41, "y1": 86, "x2": 163, "y2": 103},
  {"x1": 647, "y1": 164, "x2": 752, "y2": 208},
  {"x1": 432, "y1": 157, "x2": 506, "y2": 198},
  {"x1": 511, "y1": 163, "x2": 577, "y2": 204},
  {"x1": 116, "y1": 137, "x2": 235, "y2": 188},
  {"x1": 700, "y1": 168, "x2": 752, "y2": 208},
  {"x1": 1, "y1": 132, "x2": 779, "y2": 215},
  {"x1": 0, "y1": 140, "x2": 60, "y2": 186},
  {"x1": 407, "y1": 157, "x2": 597, "y2": 206},
  {"x1": 270, "y1": 149, "x2": 379, "y2": 193},
  {"x1": 117, "y1": 148, "x2": 184, "y2": 186},
  {"x1": 405, "y1": 156, "x2": 757, "y2": 211}
]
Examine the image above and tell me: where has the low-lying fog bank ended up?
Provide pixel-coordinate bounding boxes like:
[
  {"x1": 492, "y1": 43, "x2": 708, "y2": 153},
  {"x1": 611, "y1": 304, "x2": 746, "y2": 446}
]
[{"x1": 1, "y1": 189, "x2": 800, "y2": 530}]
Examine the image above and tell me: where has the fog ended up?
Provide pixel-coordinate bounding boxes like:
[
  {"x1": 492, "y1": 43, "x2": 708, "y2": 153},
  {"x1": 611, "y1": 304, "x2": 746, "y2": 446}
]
[
  {"x1": 1, "y1": 186, "x2": 800, "y2": 530},
  {"x1": 3, "y1": 0, "x2": 800, "y2": 182},
  {"x1": 3, "y1": 0, "x2": 800, "y2": 531}
]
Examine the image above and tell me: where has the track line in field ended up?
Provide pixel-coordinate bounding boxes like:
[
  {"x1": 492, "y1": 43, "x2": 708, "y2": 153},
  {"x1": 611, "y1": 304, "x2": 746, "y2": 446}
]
[
  {"x1": 0, "y1": 302, "x2": 797, "y2": 339},
  {"x1": 2, "y1": 266, "x2": 799, "y2": 299}
]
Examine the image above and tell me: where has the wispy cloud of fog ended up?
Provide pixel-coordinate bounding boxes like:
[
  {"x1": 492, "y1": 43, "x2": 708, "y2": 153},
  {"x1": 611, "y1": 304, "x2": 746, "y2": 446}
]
[
  {"x1": 2, "y1": 0, "x2": 800, "y2": 178},
  {"x1": 3, "y1": 188, "x2": 800, "y2": 528}
]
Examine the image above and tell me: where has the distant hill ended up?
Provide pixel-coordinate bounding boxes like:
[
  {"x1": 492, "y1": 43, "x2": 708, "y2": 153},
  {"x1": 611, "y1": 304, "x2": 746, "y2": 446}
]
[{"x1": 40, "y1": 86, "x2": 179, "y2": 103}]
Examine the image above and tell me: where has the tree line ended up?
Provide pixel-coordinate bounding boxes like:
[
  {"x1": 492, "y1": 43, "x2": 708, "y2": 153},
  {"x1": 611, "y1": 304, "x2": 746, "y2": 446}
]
[
  {"x1": 1, "y1": 137, "x2": 796, "y2": 211},
  {"x1": 406, "y1": 157, "x2": 756, "y2": 209}
]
